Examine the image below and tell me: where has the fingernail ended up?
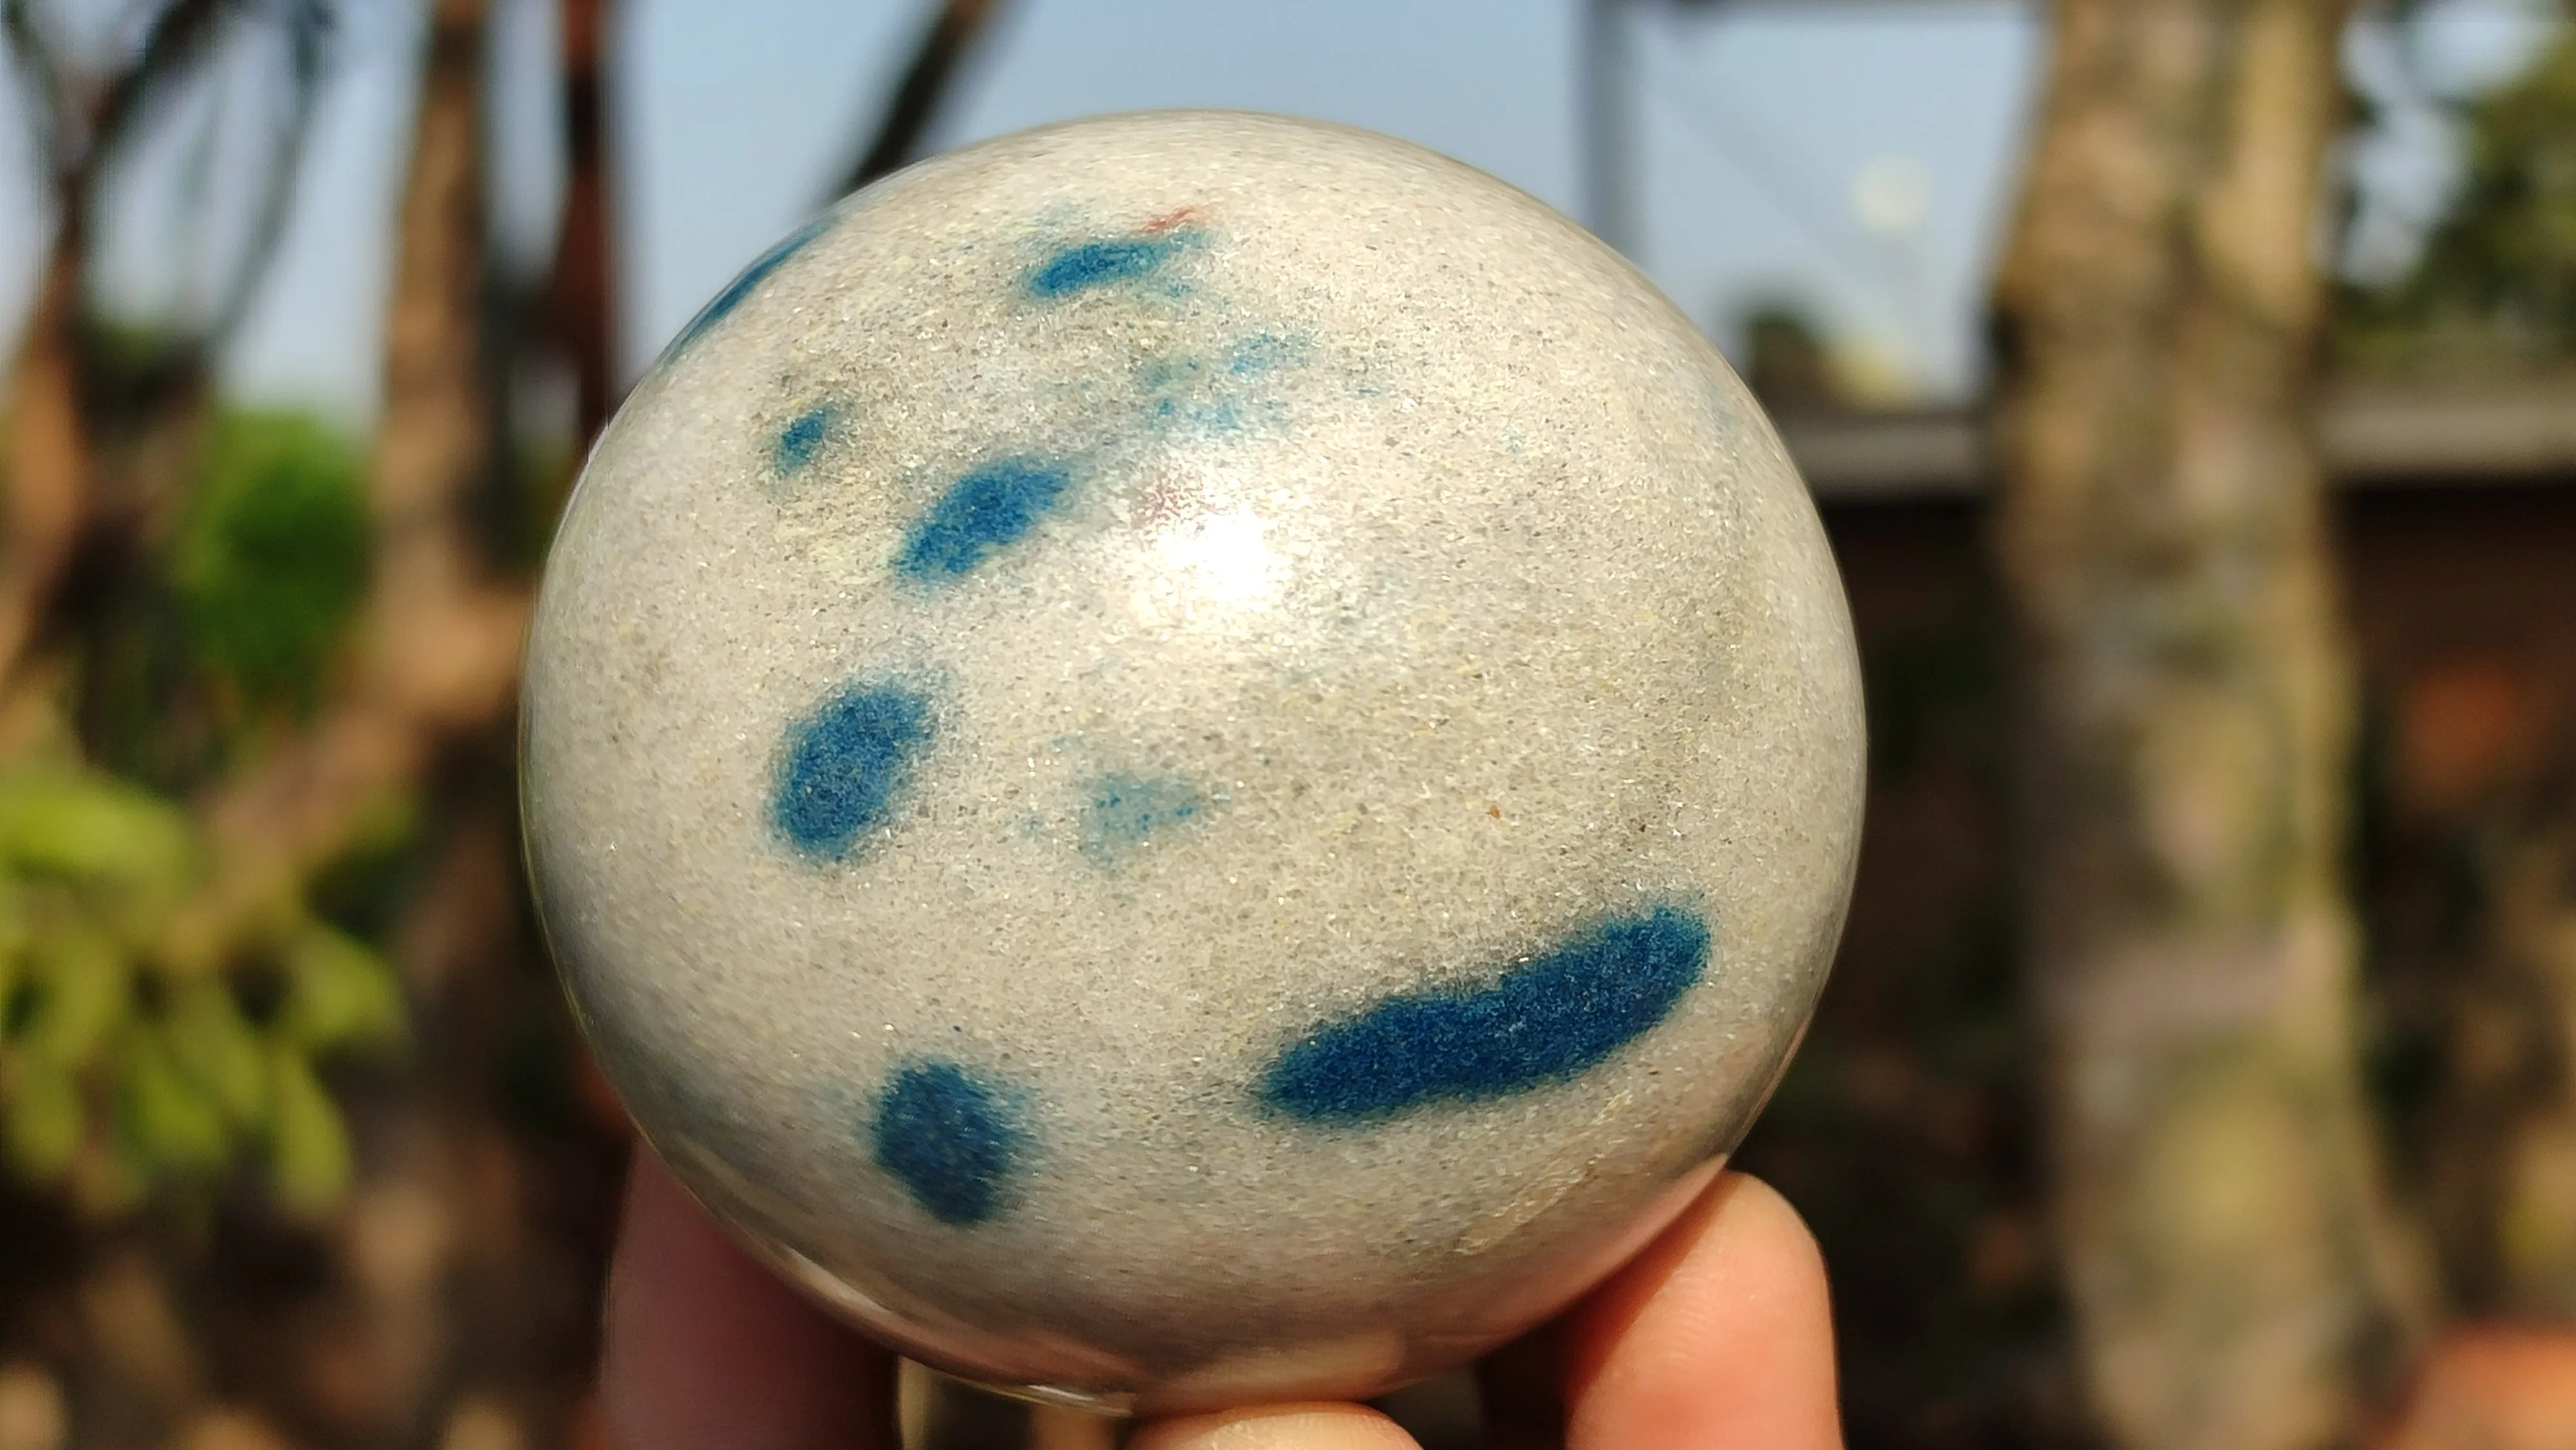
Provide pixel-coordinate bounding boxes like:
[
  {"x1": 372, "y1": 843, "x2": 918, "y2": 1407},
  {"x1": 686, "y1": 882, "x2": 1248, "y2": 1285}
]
[{"x1": 1130, "y1": 1403, "x2": 1421, "y2": 1450}]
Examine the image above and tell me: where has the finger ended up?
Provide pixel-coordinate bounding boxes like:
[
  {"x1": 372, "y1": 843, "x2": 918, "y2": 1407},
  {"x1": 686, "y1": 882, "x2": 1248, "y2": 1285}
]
[
  {"x1": 1524, "y1": 1170, "x2": 1842, "y2": 1450},
  {"x1": 1129, "y1": 1402, "x2": 1422, "y2": 1450},
  {"x1": 600, "y1": 1149, "x2": 897, "y2": 1450}
]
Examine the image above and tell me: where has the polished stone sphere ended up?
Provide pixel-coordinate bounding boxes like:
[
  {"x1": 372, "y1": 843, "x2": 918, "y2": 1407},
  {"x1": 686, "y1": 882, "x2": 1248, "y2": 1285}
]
[{"x1": 522, "y1": 111, "x2": 1862, "y2": 1416}]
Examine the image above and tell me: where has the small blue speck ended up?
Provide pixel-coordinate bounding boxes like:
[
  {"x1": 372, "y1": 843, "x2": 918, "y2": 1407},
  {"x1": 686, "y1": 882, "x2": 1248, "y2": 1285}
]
[
  {"x1": 898, "y1": 458, "x2": 1075, "y2": 580},
  {"x1": 1140, "y1": 355, "x2": 1204, "y2": 391},
  {"x1": 773, "y1": 682, "x2": 933, "y2": 859},
  {"x1": 1227, "y1": 332, "x2": 1301, "y2": 377},
  {"x1": 1260, "y1": 907, "x2": 1711, "y2": 1122},
  {"x1": 871, "y1": 1061, "x2": 1021, "y2": 1226},
  {"x1": 1028, "y1": 236, "x2": 1181, "y2": 299},
  {"x1": 665, "y1": 213, "x2": 833, "y2": 358},
  {"x1": 1081, "y1": 774, "x2": 1204, "y2": 864},
  {"x1": 774, "y1": 406, "x2": 833, "y2": 473}
]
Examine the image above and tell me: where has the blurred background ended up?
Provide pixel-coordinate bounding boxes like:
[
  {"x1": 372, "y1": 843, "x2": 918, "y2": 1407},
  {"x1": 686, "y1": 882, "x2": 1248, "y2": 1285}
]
[{"x1": 1, "y1": 0, "x2": 2573, "y2": 1447}]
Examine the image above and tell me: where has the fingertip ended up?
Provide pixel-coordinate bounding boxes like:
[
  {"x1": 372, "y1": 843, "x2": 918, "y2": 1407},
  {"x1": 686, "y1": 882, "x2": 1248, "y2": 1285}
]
[
  {"x1": 1129, "y1": 1402, "x2": 1423, "y2": 1450},
  {"x1": 602, "y1": 1151, "x2": 896, "y2": 1450},
  {"x1": 1558, "y1": 1170, "x2": 1841, "y2": 1450}
]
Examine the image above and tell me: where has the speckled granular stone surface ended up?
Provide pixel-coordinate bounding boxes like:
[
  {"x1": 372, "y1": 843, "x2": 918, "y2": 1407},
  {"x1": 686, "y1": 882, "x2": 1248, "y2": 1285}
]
[{"x1": 521, "y1": 110, "x2": 1863, "y2": 1415}]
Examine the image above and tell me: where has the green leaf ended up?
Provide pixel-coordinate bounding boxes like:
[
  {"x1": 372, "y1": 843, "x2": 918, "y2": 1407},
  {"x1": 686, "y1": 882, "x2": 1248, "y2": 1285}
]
[
  {"x1": 0, "y1": 774, "x2": 192, "y2": 887},
  {"x1": 1, "y1": 1051, "x2": 83, "y2": 1182},
  {"x1": 115, "y1": 1024, "x2": 232, "y2": 1175},
  {"x1": 171, "y1": 411, "x2": 371, "y2": 710},
  {"x1": 0, "y1": 875, "x2": 29, "y2": 959},
  {"x1": 0, "y1": 936, "x2": 19, "y2": 1031},
  {"x1": 2334, "y1": 30, "x2": 2576, "y2": 372},
  {"x1": 19, "y1": 931, "x2": 130, "y2": 1069},
  {"x1": 267, "y1": 1047, "x2": 351, "y2": 1216},
  {"x1": 279, "y1": 925, "x2": 405, "y2": 1053},
  {"x1": 166, "y1": 982, "x2": 269, "y2": 1131}
]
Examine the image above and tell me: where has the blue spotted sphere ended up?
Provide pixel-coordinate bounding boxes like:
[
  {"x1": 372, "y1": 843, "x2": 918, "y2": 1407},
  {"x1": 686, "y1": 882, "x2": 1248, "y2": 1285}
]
[{"x1": 522, "y1": 111, "x2": 1862, "y2": 1415}]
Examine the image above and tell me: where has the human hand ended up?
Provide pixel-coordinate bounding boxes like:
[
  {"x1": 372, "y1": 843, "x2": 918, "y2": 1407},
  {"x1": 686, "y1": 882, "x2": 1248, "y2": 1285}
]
[{"x1": 600, "y1": 1153, "x2": 1841, "y2": 1449}]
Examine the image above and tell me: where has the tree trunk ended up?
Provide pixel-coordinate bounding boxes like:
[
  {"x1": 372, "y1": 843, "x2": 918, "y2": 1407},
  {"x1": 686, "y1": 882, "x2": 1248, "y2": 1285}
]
[
  {"x1": 166, "y1": 0, "x2": 526, "y2": 975},
  {"x1": 260, "y1": 1, "x2": 538, "y2": 1440},
  {"x1": 369, "y1": 0, "x2": 518, "y2": 713},
  {"x1": 2479, "y1": 822, "x2": 2576, "y2": 1313},
  {"x1": 0, "y1": 216, "x2": 93, "y2": 693},
  {"x1": 1989, "y1": 5, "x2": 2427, "y2": 1449},
  {"x1": 0, "y1": 0, "x2": 246, "y2": 697}
]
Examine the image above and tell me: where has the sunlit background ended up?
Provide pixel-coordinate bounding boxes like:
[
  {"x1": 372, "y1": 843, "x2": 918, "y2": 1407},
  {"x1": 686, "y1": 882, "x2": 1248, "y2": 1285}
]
[{"x1": 3, "y1": 0, "x2": 2554, "y2": 417}]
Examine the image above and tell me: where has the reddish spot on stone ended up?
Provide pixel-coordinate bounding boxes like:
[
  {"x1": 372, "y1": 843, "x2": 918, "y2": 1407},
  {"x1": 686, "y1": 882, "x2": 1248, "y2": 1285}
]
[
  {"x1": 1130, "y1": 475, "x2": 1204, "y2": 531},
  {"x1": 1142, "y1": 205, "x2": 1201, "y2": 234}
]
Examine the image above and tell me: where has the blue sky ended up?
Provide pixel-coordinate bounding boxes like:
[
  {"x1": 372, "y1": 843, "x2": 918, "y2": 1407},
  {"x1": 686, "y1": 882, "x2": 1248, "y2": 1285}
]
[{"x1": 0, "y1": 0, "x2": 2561, "y2": 427}]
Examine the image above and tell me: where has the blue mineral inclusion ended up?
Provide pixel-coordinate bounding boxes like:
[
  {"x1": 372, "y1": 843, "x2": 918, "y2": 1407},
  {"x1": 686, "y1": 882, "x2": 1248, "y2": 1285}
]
[
  {"x1": 1122, "y1": 331, "x2": 1309, "y2": 438},
  {"x1": 897, "y1": 458, "x2": 1075, "y2": 580},
  {"x1": 773, "y1": 406, "x2": 833, "y2": 473},
  {"x1": 1081, "y1": 773, "x2": 1204, "y2": 864},
  {"x1": 1260, "y1": 907, "x2": 1712, "y2": 1122},
  {"x1": 772, "y1": 683, "x2": 933, "y2": 859},
  {"x1": 665, "y1": 213, "x2": 833, "y2": 357},
  {"x1": 871, "y1": 1061, "x2": 1021, "y2": 1226},
  {"x1": 1227, "y1": 331, "x2": 1298, "y2": 377},
  {"x1": 1028, "y1": 236, "x2": 1182, "y2": 299}
]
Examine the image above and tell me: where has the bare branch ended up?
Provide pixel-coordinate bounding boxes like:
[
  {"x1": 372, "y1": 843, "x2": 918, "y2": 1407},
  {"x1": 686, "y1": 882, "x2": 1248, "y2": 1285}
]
[
  {"x1": 198, "y1": 0, "x2": 333, "y2": 348},
  {"x1": 837, "y1": 0, "x2": 1003, "y2": 198},
  {"x1": 0, "y1": 0, "x2": 259, "y2": 692},
  {"x1": 85, "y1": 0, "x2": 235, "y2": 174},
  {"x1": 1, "y1": 0, "x2": 68, "y2": 169},
  {"x1": 62, "y1": 0, "x2": 337, "y2": 412}
]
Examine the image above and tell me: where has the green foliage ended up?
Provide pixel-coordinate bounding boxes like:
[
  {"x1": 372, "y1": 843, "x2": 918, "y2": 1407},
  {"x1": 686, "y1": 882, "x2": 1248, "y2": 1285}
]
[
  {"x1": 0, "y1": 762, "x2": 403, "y2": 1217},
  {"x1": 267, "y1": 1044, "x2": 354, "y2": 1217},
  {"x1": 0, "y1": 405, "x2": 408, "y2": 1216},
  {"x1": 170, "y1": 412, "x2": 371, "y2": 711},
  {"x1": 279, "y1": 925, "x2": 406, "y2": 1053},
  {"x1": 0, "y1": 774, "x2": 193, "y2": 914},
  {"x1": 118, "y1": 1022, "x2": 234, "y2": 1174},
  {"x1": 0, "y1": 406, "x2": 406, "y2": 1218},
  {"x1": 2336, "y1": 29, "x2": 2576, "y2": 373},
  {"x1": 166, "y1": 981, "x2": 269, "y2": 1127},
  {"x1": 5, "y1": 1056, "x2": 82, "y2": 1180}
]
